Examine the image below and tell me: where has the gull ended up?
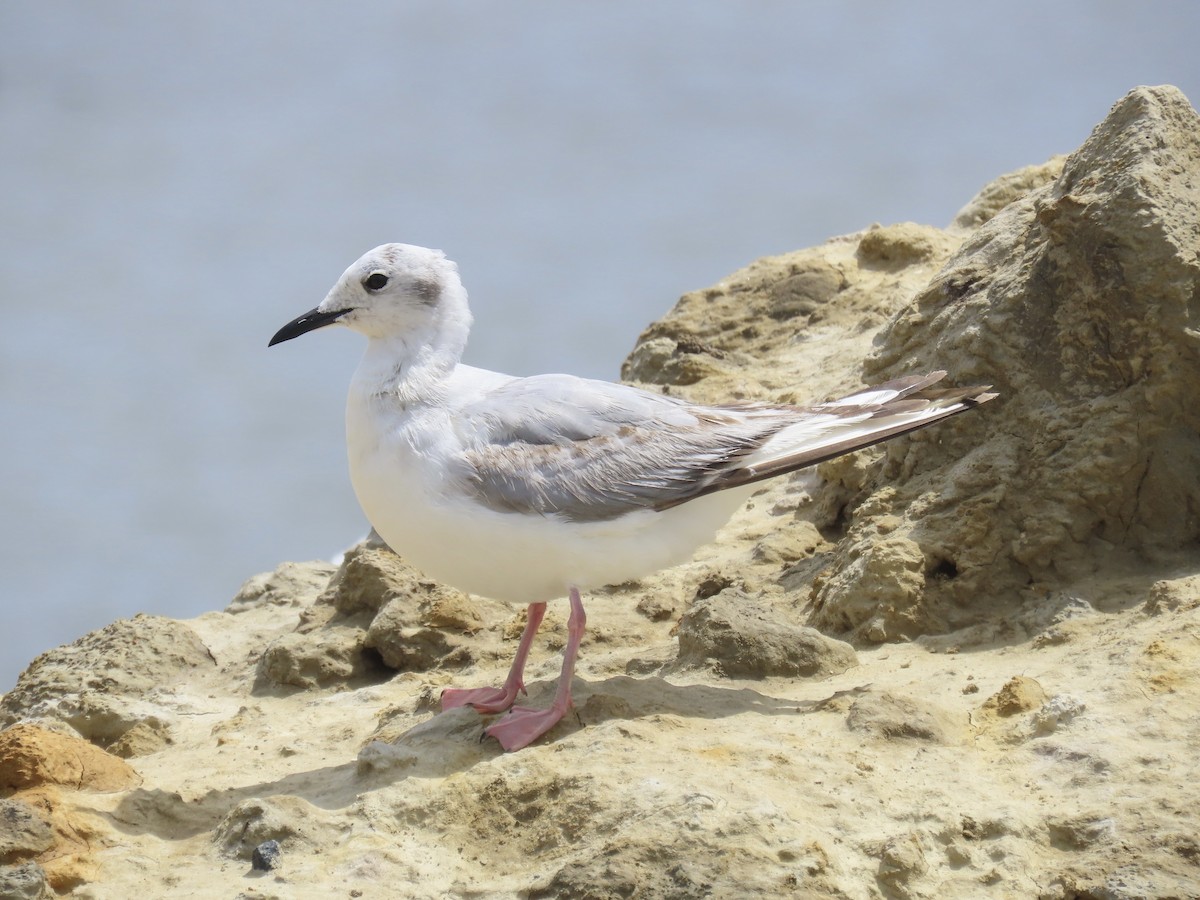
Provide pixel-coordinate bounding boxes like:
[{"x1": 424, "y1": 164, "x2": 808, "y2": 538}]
[{"x1": 270, "y1": 243, "x2": 995, "y2": 751}]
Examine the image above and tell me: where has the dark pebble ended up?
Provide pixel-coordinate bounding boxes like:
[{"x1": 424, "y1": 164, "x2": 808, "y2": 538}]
[{"x1": 251, "y1": 839, "x2": 282, "y2": 871}]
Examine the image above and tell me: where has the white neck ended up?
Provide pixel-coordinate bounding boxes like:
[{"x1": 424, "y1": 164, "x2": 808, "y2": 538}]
[
  {"x1": 352, "y1": 335, "x2": 449, "y2": 408},
  {"x1": 351, "y1": 308, "x2": 471, "y2": 407}
]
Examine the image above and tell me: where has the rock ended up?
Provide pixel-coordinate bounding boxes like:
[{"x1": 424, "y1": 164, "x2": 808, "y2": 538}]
[
  {"x1": 0, "y1": 862, "x2": 49, "y2": 900},
  {"x1": 808, "y1": 533, "x2": 929, "y2": 641},
  {"x1": 251, "y1": 839, "x2": 282, "y2": 871},
  {"x1": 981, "y1": 676, "x2": 1047, "y2": 717},
  {"x1": 529, "y1": 842, "x2": 726, "y2": 899},
  {"x1": 225, "y1": 561, "x2": 338, "y2": 614},
  {"x1": 0, "y1": 615, "x2": 213, "y2": 745},
  {"x1": 1031, "y1": 695, "x2": 1086, "y2": 735},
  {"x1": 0, "y1": 798, "x2": 54, "y2": 864},
  {"x1": 676, "y1": 589, "x2": 858, "y2": 678},
  {"x1": 1144, "y1": 574, "x2": 1200, "y2": 614},
  {"x1": 622, "y1": 224, "x2": 958, "y2": 407},
  {"x1": 950, "y1": 156, "x2": 1066, "y2": 230},
  {"x1": 845, "y1": 689, "x2": 964, "y2": 744},
  {"x1": 319, "y1": 540, "x2": 472, "y2": 620},
  {"x1": 357, "y1": 706, "x2": 489, "y2": 775},
  {"x1": 106, "y1": 717, "x2": 173, "y2": 758},
  {"x1": 1047, "y1": 814, "x2": 1117, "y2": 850},
  {"x1": 213, "y1": 797, "x2": 333, "y2": 861},
  {"x1": 363, "y1": 600, "x2": 475, "y2": 672},
  {"x1": 635, "y1": 593, "x2": 678, "y2": 622},
  {"x1": 810, "y1": 85, "x2": 1200, "y2": 642},
  {"x1": 255, "y1": 540, "x2": 484, "y2": 683},
  {"x1": 0, "y1": 725, "x2": 139, "y2": 793},
  {"x1": 256, "y1": 626, "x2": 381, "y2": 690},
  {"x1": 419, "y1": 592, "x2": 484, "y2": 632},
  {"x1": 857, "y1": 222, "x2": 944, "y2": 269},
  {"x1": 875, "y1": 832, "x2": 928, "y2": 899}
]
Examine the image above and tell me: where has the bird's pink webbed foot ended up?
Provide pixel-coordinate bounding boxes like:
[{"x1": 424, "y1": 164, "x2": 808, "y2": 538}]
[
  {"x1": 441, "y1": 601, "x2": 546, "y2": 714},
  {"x1": 485, "y1": 587, "x2": 587, "y2": 751}
]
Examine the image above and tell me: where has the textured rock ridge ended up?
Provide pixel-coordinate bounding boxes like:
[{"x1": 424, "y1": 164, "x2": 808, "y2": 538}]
[{"x1": 817, "y1": 84, "x2": 1200, "y2": 642}]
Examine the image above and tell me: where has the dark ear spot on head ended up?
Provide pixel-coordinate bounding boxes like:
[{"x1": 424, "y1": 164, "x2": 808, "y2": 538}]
[{"x1": 414, "y1": 278, "x2": 441, "y2": 306}]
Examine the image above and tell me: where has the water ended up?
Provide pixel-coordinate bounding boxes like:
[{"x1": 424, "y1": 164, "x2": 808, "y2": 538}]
[{"x1": 2, "y1": 1, "x2": 1197, "y2": 689}]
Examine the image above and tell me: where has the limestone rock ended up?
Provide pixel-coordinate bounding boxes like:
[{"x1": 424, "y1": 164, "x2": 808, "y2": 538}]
[
  {"x1": 363, "y1": 597, "x2": 476, "y2": 672},
  {"x1": 0, "y1": 798, "x2": 54, "y2": 864},
  {"x1": 212, "y1": 796, "x2": 335, "y2": 860},
  {"x1": 225, "y1": 560, "x2": 338, "y2": 614},
  {"x1": 255, "y1": 538, "x2": 488, "y2": 686},
  {"x1": 845, "y1": 689, "x2": 965, "y2": 744},
  {"x1": 808, "y1": 533, "x2": 929, "y2": 641},
  {"x1": 1031, "y1": 695, "x2": 1086, "y2": 735},
  {"x1": 0, "y1": 862, "x2": 49, "y2": 900},
  {"x1": 811, "y1": 85, "x2": 1200, "y2": 642},
  {"x1": 950, "y1": 156, "x2": 1066, "y2": 231},
  {"x1": 1144, "y1": 573, "x2": 1200, "y2": 614},
  {"x1": 318, "y1": 538, "x2": 472, "y2": 620},
  {"x1": 621, "y1": 224, "x2": 959, "y2": 406},
  {"x1": 257, "y1": 625, "x2": 382, "y2": 690},
  {"x1": 0, "y1": 725, "x2": 139, "y2": 793},
  {"x1": 981, "y1": 676, "x2": 1047, "y2": 717},
  {"x1": 1047, "y1": 814, "x2": 1117, "y2": 851},
  {"x1": 875, "y1": 832, "x2": 929, "y2": 900},
  {"x1": 106, "y1": 717, "x2": 173, "y2": 759},
  {"x1": 0, "y1": 615, "x2": 213, "y2": 746},
  {"x1": 676, "y1": 589, "x2": 858, "y2": 678}
]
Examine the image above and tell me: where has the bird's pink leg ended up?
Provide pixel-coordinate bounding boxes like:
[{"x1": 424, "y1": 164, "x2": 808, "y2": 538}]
[
  {"x1": 486, "y1": 587, "x2": 587, "y2": 751},
  {"x1": 441, "y1": 602, "x2": 547, "y2": 714}
]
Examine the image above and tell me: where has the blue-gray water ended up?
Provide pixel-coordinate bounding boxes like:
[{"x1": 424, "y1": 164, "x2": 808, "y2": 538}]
[{"x1": 2, "y1": 2, "x2": 1198, "y2": 689}]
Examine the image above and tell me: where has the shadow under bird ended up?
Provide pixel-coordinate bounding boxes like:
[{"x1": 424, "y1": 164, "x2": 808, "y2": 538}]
[{"x1": 270, "y1": 243, "x2": 995, "y2": 751}]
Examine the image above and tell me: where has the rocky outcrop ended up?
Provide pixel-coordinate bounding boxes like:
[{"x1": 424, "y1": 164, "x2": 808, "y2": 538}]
[
  {"x1": 826, "y1": 83, "x2": 1200, "y2": 642},
  {"x1": 2, "y1": 85, "x2": 1199, "y2": 899}
]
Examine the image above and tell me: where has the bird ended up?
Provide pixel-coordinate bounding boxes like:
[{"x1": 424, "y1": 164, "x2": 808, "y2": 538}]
[{"x1": 269, "y1": 243, "x2": 995, "y2": 751}]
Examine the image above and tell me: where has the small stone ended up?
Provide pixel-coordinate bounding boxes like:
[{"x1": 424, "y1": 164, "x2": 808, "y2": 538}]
[
  {"x1": 676, "y1": 589, "x2": 857, "y2": 678},
  {"x1": 635, "y1": 594, "x2": 677, "y2": 622},
  {"x1": 846, "y1": 690, "x2": 963, "y2": 744},
  {"x1": 1031, "y1": 695, "x2": 1086, "y2": 734},
  {"x1": 251, "y1": 840, "x2": 282, "y2": 871},
  {"x1": 981, "y1": 676, "x2": 1047, "y2": 717},
  {"x1": 258, "y1": 626, "x2": 380, "y2": 689},
  {"x1": 364, "y1": 601, "x2": 474, "y2": 672}
]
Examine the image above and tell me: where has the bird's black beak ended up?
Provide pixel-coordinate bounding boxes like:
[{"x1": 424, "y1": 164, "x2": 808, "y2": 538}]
[{"x1": 268, "y1": 307, "x2": 350, "y2": 347}]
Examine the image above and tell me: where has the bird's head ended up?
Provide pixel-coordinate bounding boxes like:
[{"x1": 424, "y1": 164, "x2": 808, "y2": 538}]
[{"x1": 269, "y1": 243, "x2": 469, "y2": 347}]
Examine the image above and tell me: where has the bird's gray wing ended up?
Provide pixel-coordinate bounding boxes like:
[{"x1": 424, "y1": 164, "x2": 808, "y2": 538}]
[{"x1": 452, "y1": 374, "x2": 789, "y2": 523}]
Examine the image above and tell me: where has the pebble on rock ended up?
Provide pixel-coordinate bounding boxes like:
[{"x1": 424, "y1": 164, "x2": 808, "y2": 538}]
[{"x1": 251, "y1": 840, "x2": 282, "y2": 871}]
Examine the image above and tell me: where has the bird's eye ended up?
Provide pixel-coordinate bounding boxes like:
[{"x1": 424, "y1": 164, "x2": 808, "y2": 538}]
[{"x1": 364, "y1": 273, "x2": 389, "y2": 291}]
